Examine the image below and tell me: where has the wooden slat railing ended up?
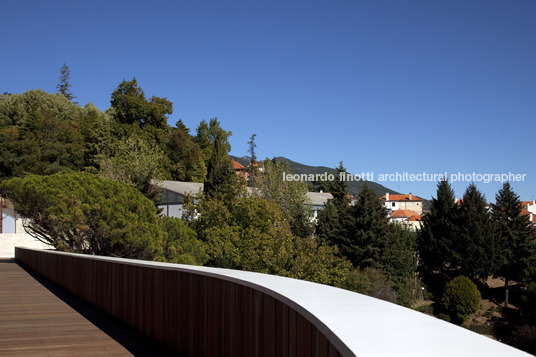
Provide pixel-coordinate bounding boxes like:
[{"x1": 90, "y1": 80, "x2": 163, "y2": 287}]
[{"x1": 15, "y1": 247, "x2": 345, "y2": 357}]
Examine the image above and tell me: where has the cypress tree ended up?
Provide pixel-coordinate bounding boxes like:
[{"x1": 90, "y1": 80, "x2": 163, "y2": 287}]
[
  {"x1": 492, "y1": 182, "x2": 536, "y2": 307},
  {"x1": 203, "y1": 123, "x2": 236, "y2": 201}
]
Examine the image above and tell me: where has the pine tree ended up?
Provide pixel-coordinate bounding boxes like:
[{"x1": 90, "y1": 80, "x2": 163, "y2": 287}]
[
  {"x1": 246, "y1": 134, "x2": 258, "y2": 186},
  {"x1": 350, "y1": 183, "x2": 392, "y2": 269},
  {"x1": 56, "y1": 63, "x2": 76, "y2": 102},
  {"x1": 331, "y1": 162, "x2": 351, "y2": 207},
  {"x1": 454, "y1": 183, "x2": 496, "y2": 281},
  {"x1": 492, "y1": 182, "x2": 536, "y2": 307},
  {"x1": 316, "y1": 162, "x2": 353, "y2": 248},
  {"x1": 418, "y1": 179, "x2": 457, "y2": 283}
]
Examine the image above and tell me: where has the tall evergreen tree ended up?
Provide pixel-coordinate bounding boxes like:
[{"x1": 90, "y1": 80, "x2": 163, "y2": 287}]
[
  {"x1": 203, "y1": 120, "x2": 237, "y2": 201},
  {"x1": 418, "y1": 179, "x2": 457, "y2": 283},
  {"x1": 56, "y1": 63, "x2": 76, "y2": 102},
  {"x1": 349, "y1": 183, "x2": 392, "y2": 269},
  {"x1": 492, "y1": 182, "x2": 536, "y2": 307},
  {"x1": 316, "y1": 162, "x2": 353, "y2": 248},
  {"x1": 454, "y1": 183, "x2": 496, "y2": 281},
  {"x1": 246, "y1": 133, "x2": 258, "y2": 186}
]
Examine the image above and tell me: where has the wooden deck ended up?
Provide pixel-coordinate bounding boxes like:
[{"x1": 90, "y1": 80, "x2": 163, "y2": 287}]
[{"x1": 0, "y1": 259, "x2": 178, "y2": 356}]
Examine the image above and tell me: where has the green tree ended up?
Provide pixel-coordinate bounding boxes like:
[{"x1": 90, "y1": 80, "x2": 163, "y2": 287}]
[
  {"x1": 0, "y1": 173, "x2": 163, "y2": 259},
  {"x1": 454, "y1": 183, "x2": 496, "y2": 281},
  {"x1": 0, "y1": 90, "x2": 85, "y2": 179},
  {"x1": 156, "y1": 216, "x2": 208, "y2": 265},
  {"x1": 349, "y1": 183, "x2": 391, "y2": 269},
  {"x1": 203, "y1": 119, "x2": 239, "y2": 200},
  {"x1": 316, "y1": 162, "x2": 353, "y2": 248},
  {"x1": 192, "y1": 195, "x2": 350, "y2": 286},
  {"x1": 167, "y1": 121, "x2": 206, "y2": 182},
  {"x1": 385, "y1": 224, "x2": 418, "y2": 306},
  {"x1": 110, "y1": 78, "x2": 172, "y2": 129},
  {"x1": 492, "y1": 182, "x2": 536, "y2": 307},
  {"x1": 418, "y1": 179, "x2": 458, "y2": 286},
  {"x1": 341, "y1": 268, "x2": 398, "y2": 304},
  {"x1": 194, "y1": 119, "x2": 211, "y2": 161},
  {"x1": 253, "y1": 159, "x2": 314, "y2": 238},
  {"x1": 245, "y1": 134, "x2": 258, "y2": 185},
  {"x1": 78, "y1": 103, "x2": 113, "y2": 173},
  {"x1": 56, "y1": 63, "x2": 76, "y2": 102},
  {"x1": 98, "y1": 135, "x2": 169, "y2": 202}
]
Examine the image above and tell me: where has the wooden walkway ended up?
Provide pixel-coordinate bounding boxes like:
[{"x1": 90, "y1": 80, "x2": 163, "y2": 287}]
[{"x1": 0, "y1": 259, "x2": 178, "y2": 356}]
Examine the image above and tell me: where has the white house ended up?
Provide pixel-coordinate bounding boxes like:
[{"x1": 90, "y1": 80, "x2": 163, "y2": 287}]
[{"x1": 380, "y1": 192, "x2": 423, "y2": 215}]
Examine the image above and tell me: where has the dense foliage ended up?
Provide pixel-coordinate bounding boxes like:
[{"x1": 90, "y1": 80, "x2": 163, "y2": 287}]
[
  {"x1": 316, "y1": 166, "x2": 417, "y2": 306},
  {"x1": 190, "y1": 194, "x2": 351, "y2": 286},
  {"x1": 0, "y1": 173, "x2": 164, "y2": 258}
]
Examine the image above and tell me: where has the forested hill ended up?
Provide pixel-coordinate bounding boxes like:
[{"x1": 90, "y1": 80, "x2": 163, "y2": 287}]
[{"x1": 231, "y1": 155, "x2": 402, "y2": 197}]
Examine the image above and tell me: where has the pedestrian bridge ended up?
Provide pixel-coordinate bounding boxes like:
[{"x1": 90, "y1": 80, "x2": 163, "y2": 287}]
[{"x1": 12, "y1": 247, "x2": 531, "y2": 356}]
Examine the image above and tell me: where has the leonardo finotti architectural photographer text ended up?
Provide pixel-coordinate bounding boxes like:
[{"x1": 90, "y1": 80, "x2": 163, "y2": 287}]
[{"x1": 282, "y1": 171, "x2": 527, "y2": 184}]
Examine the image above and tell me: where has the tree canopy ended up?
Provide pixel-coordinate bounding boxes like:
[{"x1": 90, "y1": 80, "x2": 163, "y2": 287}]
[
  {"x1": 110, "y1": 78, "x2": 172, "y2": 129},
  {"x1": 0, "y1": 173, "x2": 163, "y2": 259}
]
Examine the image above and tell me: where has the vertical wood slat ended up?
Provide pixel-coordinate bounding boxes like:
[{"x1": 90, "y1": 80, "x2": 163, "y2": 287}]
[{"x1": 15, "y1": 248, "x2": 345, "y2": 357}]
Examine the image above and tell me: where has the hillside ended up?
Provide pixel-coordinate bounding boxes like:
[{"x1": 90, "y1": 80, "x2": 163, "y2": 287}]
[
  {"x1": 232, "y1": 155, "x2": 431, "y2": 210},
  {"x1": 232, "y1": 155, "x2": 397, "y2": 197}
]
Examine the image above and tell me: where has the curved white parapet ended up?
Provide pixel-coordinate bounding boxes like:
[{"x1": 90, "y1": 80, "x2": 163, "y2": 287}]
[{"x1": 16, "y1": 248, "x2": 532, "y2": 357}]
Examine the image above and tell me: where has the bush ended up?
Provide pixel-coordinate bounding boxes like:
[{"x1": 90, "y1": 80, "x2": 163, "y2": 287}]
[
  {"x1": 342, "y1": 268, "x2": 397, "y2": 304},
  {"x1": 442, "y1": 275, "x2": 481, "y2": 324}
]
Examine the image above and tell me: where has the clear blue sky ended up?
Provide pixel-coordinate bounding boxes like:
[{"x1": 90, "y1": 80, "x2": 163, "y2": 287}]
[{"x1": 2, "y1": 0, "x2": 535, "y2": 202}]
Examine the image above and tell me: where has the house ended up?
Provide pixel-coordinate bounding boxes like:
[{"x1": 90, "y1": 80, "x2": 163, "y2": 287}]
[
  {"x1": 231, "y1": 160, "x2": 265, "y2": 183},
  {"x1": 154, "y1": 179, "x2": 335, "y2": 222},
  {"x1": 388, "y1": 210, "x2": 422, "y2": 231},
  {"x1": 389, "y1": 210, "x2": 420, "y2": 222},
  {"x1": 380, "y1": 192, "x2": 423, "y2": 215},
  {"x1": 306, "y1": 192, "x2": 333, "y2": 222},
  {"x1": 231, "y1": 160, "x2": 248, "y2": 181},
  {"x1": 521, "y1": 201, "x2": 536, "y2": 215},
  {"x1": 0, "y1": 199, "x2": 17, "y2": 234},
  {"x1": 154, "y1": 181, "x2": 204, "y2": 218},
  {"x1": 0, "y1": 198, "x2": 50, "y2": 257},
  {"x1": 521, "y1": 208, "x2": 536, "y2": 227},
  {"x1": 405, "y1": 215, "x2": 423, "y2": 231}
]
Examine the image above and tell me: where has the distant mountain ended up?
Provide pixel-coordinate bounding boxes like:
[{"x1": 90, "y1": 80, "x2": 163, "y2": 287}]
[
  {"x1": 231, "y1": 155, "x2": 396, "y2": 196},
  {"x1": 231, "y1": 155, "x2": 431, "y2": 210}
]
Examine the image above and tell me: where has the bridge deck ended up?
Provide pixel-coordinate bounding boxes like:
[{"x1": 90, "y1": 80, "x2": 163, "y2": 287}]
[{"x1": 0, "y1": 259, "x2": 176, "y2": 356}]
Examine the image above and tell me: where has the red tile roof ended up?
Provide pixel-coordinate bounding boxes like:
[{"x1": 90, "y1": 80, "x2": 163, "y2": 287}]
[
  {"x1": 406, "y1": 215, "x2": 422, "y2": 222},
  {"x1": 520, "y1": 209, "x2": 536, "y2": 223},
  {"x1": 231, "y1": 160, "x2": 245, "y2": 170},
  {"x1": 521, "y1": 201, "x2": 535, "y2": 208},
  {"x1": 390, "y1": 210, "x2": 420, "y2": 218},
  {"x1": 381, "y1": 194, "x2": 423, "y2": 202}
]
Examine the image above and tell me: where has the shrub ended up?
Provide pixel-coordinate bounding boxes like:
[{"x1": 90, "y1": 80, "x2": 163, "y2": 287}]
[
  {"x1": 342, "y1": 268, "x2": 397, "y2": 304},
  {"x1": 442, "y1": 275, "x2": 481, "y2": 324}
]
